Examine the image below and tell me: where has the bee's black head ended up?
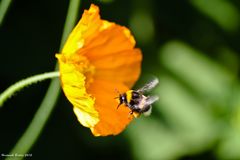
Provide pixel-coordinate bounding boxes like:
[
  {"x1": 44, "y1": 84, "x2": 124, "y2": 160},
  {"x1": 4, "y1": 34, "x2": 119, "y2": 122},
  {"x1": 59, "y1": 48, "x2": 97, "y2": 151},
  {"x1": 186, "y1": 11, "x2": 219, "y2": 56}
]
[{"x1": 117, "y1": 93, "x2": 127, "y2": 109}]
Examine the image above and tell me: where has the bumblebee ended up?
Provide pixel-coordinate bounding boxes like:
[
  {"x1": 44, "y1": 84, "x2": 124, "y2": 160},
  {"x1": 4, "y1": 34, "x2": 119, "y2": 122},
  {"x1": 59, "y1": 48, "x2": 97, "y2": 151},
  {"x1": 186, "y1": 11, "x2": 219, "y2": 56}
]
[{"x1": 116, "y1": 78, "x2": 159, "y2": 117}]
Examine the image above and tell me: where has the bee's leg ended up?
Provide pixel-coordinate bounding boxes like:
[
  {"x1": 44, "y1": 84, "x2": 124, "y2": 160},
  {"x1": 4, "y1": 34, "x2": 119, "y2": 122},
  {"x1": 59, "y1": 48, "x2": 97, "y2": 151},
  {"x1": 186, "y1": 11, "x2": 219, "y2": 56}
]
[
  {"x1": 117, "y1": 104, "x2": 121, "y2": 109},
  {"x1": 127, "y1": 110, "x2": 134, "y2": 119},
  {"x1": 129, "y1": 110, "x2": 133, "y2": 115}
]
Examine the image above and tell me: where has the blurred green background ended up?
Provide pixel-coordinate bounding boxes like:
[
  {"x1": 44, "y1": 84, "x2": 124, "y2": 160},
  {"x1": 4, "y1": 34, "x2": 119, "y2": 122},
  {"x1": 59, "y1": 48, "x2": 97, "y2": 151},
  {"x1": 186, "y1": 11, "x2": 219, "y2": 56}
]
[{"x1": 1, "y1": 0, "x2": 240, "y2": 159}]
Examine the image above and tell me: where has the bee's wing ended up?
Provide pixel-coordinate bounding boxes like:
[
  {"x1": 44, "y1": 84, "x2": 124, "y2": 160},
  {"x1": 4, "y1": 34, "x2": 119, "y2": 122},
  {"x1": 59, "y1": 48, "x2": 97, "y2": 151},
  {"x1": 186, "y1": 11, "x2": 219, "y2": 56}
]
[
  {"x1": 143, "y1": 96, "x2": 159, "y2": 108},
  {"x1": 140, "y1": 96, "x2": 159, "y2": 116},
  {"x1": 137, "y1": 78, "x2": 159, "y2": 93}
]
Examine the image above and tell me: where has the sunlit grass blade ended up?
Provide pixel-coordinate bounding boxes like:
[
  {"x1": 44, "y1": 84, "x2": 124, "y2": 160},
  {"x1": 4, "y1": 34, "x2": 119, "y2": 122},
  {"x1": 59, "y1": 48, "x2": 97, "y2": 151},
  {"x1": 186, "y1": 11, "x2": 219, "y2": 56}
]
[
  {"x1": 0, "y1": 0, "x2": 12, "y2": 26},
  {"x1": 190, "y1": 0, "x2": 240, "y2": 32},
  {"x1": 159, "y1": 41, "x2": 234, "y2": 107}
]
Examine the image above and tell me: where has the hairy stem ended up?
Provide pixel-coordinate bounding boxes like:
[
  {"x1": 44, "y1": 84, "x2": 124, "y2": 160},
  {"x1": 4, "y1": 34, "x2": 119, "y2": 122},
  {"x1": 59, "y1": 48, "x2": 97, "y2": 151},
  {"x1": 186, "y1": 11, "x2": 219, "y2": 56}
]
[{"x1": 0, "y1": 71, "x2": 60, "y2": 107}]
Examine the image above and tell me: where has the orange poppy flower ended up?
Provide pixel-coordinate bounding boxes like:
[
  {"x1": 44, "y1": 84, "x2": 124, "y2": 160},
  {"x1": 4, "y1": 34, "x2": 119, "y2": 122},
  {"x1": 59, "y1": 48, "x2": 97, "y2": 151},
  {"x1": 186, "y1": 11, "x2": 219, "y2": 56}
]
[{"x1": 56, "y1": 4, "x2": 142, "y2": 136}]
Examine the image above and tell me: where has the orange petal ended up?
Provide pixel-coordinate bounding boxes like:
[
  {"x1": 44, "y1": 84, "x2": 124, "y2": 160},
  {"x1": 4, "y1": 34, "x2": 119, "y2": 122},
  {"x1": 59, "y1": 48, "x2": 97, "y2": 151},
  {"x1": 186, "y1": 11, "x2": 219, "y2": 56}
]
[
  {"x1": 83, "y1": 24, "x2": 136, "y2": 61},
  {"x1": 62, "y1": 4, "x2": 102, "y2": 56},
  {"x1": 87, "y1": 79, "x2": 133, "y2": 136},
  {"x1": 92, "y1": 49, "x2": 142, "y2": 88}
]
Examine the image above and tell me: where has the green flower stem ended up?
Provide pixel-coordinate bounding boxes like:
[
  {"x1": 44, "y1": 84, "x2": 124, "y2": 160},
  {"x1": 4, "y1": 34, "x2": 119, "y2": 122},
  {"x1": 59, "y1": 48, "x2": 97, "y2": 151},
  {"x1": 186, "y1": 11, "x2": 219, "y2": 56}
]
[
  {"x1": 6, "y1": 0, "x2": 81, "y2": 159},
  {"x1": 0, "y1": 0, "x2": 12, "y2": 26},
  {"x1": 0, "y1": 71, "x2": 60, "y2": 107}
]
